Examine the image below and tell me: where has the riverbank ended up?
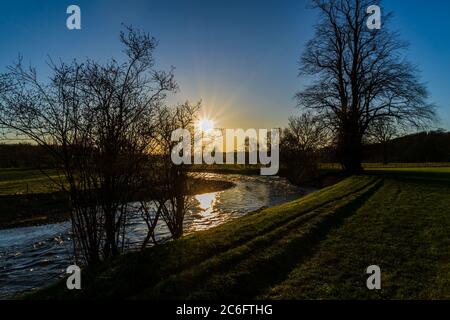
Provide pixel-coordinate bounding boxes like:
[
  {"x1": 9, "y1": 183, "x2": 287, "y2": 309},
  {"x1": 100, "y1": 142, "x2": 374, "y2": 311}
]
[
  {"x1": 2, "y1": 173, "x2": 305, "y2": 299},
  {"x1": 24, "y1": 167, "x2": 450, "y2": 299},
  {"x1": 0, "y1": 169, "x2": 235, "y2": 229},
  {"x1": 191, "y1": 164, "x2": 349, "y2": 189}
]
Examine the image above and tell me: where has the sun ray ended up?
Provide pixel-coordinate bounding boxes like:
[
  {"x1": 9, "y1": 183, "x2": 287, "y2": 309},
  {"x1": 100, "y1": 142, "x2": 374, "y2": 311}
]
[{"x1": 196, "y1": 118, "x2": 215, "y2": 133}]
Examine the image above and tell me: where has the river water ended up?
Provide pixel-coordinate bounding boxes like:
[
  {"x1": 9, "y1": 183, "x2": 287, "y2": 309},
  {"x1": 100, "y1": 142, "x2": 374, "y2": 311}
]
[{"x1": 0, "y1": 173, "x2": 311, "y2": 299}]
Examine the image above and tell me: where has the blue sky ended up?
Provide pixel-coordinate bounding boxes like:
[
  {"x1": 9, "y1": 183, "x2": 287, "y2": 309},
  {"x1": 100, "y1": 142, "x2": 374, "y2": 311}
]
[{"x1": 0, "y1": 0, "x2": 449, "y2": 129}]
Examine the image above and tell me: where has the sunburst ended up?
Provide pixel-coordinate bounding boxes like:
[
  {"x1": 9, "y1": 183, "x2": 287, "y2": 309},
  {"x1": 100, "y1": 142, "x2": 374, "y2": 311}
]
[{"x1": 196, "y1": 118, "x2": 215, "y2": 133}]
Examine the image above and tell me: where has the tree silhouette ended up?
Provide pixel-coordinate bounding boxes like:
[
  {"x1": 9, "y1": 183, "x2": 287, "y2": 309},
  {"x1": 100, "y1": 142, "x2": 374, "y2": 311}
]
[
  {"x1": 366, "y1": 117, "x2": 399, "y2": 164},
  {"x1": 296, "y1": 0, "x2": 435, "y2": 172},
  {"x1": 0, "y1": 26, "x2": 177, "y2": 263}
]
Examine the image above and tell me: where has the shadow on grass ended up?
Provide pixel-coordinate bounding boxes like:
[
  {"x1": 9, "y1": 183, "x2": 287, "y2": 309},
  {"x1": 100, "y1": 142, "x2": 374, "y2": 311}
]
[
  {"x1": 138, "y1": 179, "x2": 384, "y2": 300},
  {"x1": 219, "y1": 180, "x2": 385, "y2": 300},
  {"x1": 365, "y1": 169, "x2": 450, "y2": 186}
]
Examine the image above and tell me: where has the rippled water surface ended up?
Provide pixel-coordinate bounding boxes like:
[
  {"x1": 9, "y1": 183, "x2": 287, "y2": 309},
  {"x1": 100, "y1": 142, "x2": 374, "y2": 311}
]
[{"x1": 0, "y1": 173, "x2": 312, "y2": 298}]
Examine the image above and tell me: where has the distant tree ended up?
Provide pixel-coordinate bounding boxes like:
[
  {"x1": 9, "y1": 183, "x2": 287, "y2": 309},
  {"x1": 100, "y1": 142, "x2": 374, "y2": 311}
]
[
  {"x1": 0, "y1": 144, "x2": 56, "y2": 168},
  {"x1": 366, "y1": 117, "x2": 399, "y2": 164},
  {"x1": 149, "y1": 102, "x2": 200, "y2": 240},
  {"x1": 362, "y1": 129, "x2": 450, "y2": 163},
  {"x1": 281, "y1": 112, "x2": 329, "y2": 184},
  {"x1": 296, "y1": 0, "x2": 436, "y2": 172}
]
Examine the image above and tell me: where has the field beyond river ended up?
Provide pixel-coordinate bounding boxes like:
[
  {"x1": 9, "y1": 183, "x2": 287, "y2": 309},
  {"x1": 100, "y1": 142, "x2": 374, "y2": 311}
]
[
  {"x1": 15, "y1": 164, "x2": 450, "y2": 300},
  {"x1": 0, "y1": 168, "x2": 238, "y2": 229}
]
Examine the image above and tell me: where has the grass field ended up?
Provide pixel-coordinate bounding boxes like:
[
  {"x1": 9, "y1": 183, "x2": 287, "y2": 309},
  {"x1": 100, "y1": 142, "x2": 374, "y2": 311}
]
[
  {"x1": 0, "y1": 168, "x2": 60, "y2": 195},
  {"x1": 0, "y1": 169, "x2": 67, "y2": 228},
  {"x1": 320, "y1": 162, "x2": 450, "y2": 170},
  {"x1": 26, "y1": 166, "x2": 450, "y2": 300}
]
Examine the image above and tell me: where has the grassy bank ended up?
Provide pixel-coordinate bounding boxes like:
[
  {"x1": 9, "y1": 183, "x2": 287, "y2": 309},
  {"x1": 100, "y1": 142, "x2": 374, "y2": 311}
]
[
  {"x1": 25, "y1": 166, "x2": 450, "y2": 299},
  {"x1": 264, "y1": 176, "x2": 450, "y2": 299}
]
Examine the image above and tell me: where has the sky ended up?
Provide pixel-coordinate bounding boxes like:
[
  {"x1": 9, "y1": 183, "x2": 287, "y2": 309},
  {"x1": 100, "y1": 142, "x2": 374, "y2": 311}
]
[{"x1": 0, "y1": 0, "x2": 449, "y2": 130}]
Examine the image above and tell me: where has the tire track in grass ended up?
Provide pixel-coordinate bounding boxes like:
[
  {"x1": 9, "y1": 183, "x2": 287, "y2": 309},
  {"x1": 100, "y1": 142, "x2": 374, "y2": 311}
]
[
  {"x1": 262, "y1": 179, "x2": 450, "y2": 299},
  {"x1": 134, "y1": 179, "x2": 383, "y2": 300},
  {"x1": 81, "y1": 178, "x2": 376, "y2": 297},
  {"x1": 260, "y1": 180, "x2": 398, "y2": 300},
  {"x1": 28, "y1": 177, "x2": 377, "y2": 299}
]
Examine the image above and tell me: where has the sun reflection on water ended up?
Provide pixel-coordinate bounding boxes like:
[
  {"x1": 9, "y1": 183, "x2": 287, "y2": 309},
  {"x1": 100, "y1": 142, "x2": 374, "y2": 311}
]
[{"x1": 195, "y1": 192, "x2": 217, "y2": 215}]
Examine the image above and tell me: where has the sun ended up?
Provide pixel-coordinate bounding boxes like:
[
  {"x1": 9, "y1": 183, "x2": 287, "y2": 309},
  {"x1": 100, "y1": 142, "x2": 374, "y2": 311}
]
[{"x1": 197, "y1": 118, "x2": 215, "y2": 133}]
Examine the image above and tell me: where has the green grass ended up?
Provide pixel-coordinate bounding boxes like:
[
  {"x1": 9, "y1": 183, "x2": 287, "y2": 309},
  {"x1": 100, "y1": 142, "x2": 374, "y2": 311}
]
[
  {"x1": 321, "y1": 163, "x2": 450, "y2": 182},
  {"x1": 25, "y1": 176, "x2": 378, "y2": 298},
  {"x1": 320, "y1": 162, "x2": 450, "y2": 170},
  {"x1": 0, "y1": 168, "x2": 60, "y2": 195},
  {"x1": 13, "y1": 165, "x2": 450, "y2": 299},
  {"x1": 263, "y1": 177, "x2": 450, "y2": 299},
  {"x1": 0, "y1": 168, "x2": 67, "y2": 228},
  {"x1": 26, "y1": 167, "x2": 450, "y2": 300},
  {"x1": 365, "y1": 166, "x2": 450, "y2": 182}
]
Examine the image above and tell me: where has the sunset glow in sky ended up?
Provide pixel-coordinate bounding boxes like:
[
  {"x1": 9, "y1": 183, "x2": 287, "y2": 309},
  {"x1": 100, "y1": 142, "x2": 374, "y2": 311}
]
[{"x1": 0, "y1": 0, "x2": 449, "y2": 130}]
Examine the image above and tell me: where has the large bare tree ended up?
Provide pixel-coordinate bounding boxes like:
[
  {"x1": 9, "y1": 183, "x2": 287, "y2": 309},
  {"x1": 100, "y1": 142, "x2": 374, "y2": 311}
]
[
  {"x1": 296, "y1": 0, "x2": 436, "y2": 172},
  {"x1": 0, "y1": 26, "x2": 177, "y2": 264}
]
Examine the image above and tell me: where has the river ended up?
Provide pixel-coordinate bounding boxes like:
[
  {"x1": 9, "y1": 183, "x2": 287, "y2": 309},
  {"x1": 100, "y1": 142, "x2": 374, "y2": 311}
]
[{"x1": 0, "y1": 173, "x2": 312, "y2": 299}]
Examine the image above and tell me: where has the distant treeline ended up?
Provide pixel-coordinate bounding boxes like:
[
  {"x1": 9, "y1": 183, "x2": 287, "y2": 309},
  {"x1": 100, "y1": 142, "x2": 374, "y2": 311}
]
[
  {"x1": 363, "y1": 130, "x2": 450, "y2": 163},
  {"x1": 308, "y1": 130, "x2": 450, "y2": 165},
  {"x1": 1, "y1": 130, "x2": 449, "y2": 169},
  {"x1": 0, "y1": 144, "x2": 56, "y2": 168}
]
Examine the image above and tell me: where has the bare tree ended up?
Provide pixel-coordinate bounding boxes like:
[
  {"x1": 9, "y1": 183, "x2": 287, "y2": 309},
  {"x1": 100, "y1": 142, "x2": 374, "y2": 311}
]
[
  {"x1": 142, "y1": 101, "x2": 199, "y2": 243},
  {"x1": 138, "y1": 199, "x2": 162, "y2": 249},
  {"x1": 296, "y1": 0, "x2": 436, "y2": 172},
  {"x1": 366, "y1": 117, "x2": 399, "y2": 164},
  {"x1": 281, "y1": 112, "x2": 329, "y2": 184},
  {"x1": 158, "y1": 102, "x2": 200, "y2": 239},
  {"x1": 0, "y1": 26, "x2": 177, "y2": 264}
]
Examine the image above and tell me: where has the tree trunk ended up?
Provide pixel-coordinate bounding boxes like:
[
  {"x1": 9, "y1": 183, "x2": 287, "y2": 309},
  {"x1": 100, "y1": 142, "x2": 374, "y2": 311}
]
[
  {"x1": 382, "y1": 142, "x2": 389, "y2": 165},
  {"x1": 173, "y1": 193, "x2": 184, "y2": 239},
  {"x1": 337, "y1": 123, "x2": 363, "y2": 174}
]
